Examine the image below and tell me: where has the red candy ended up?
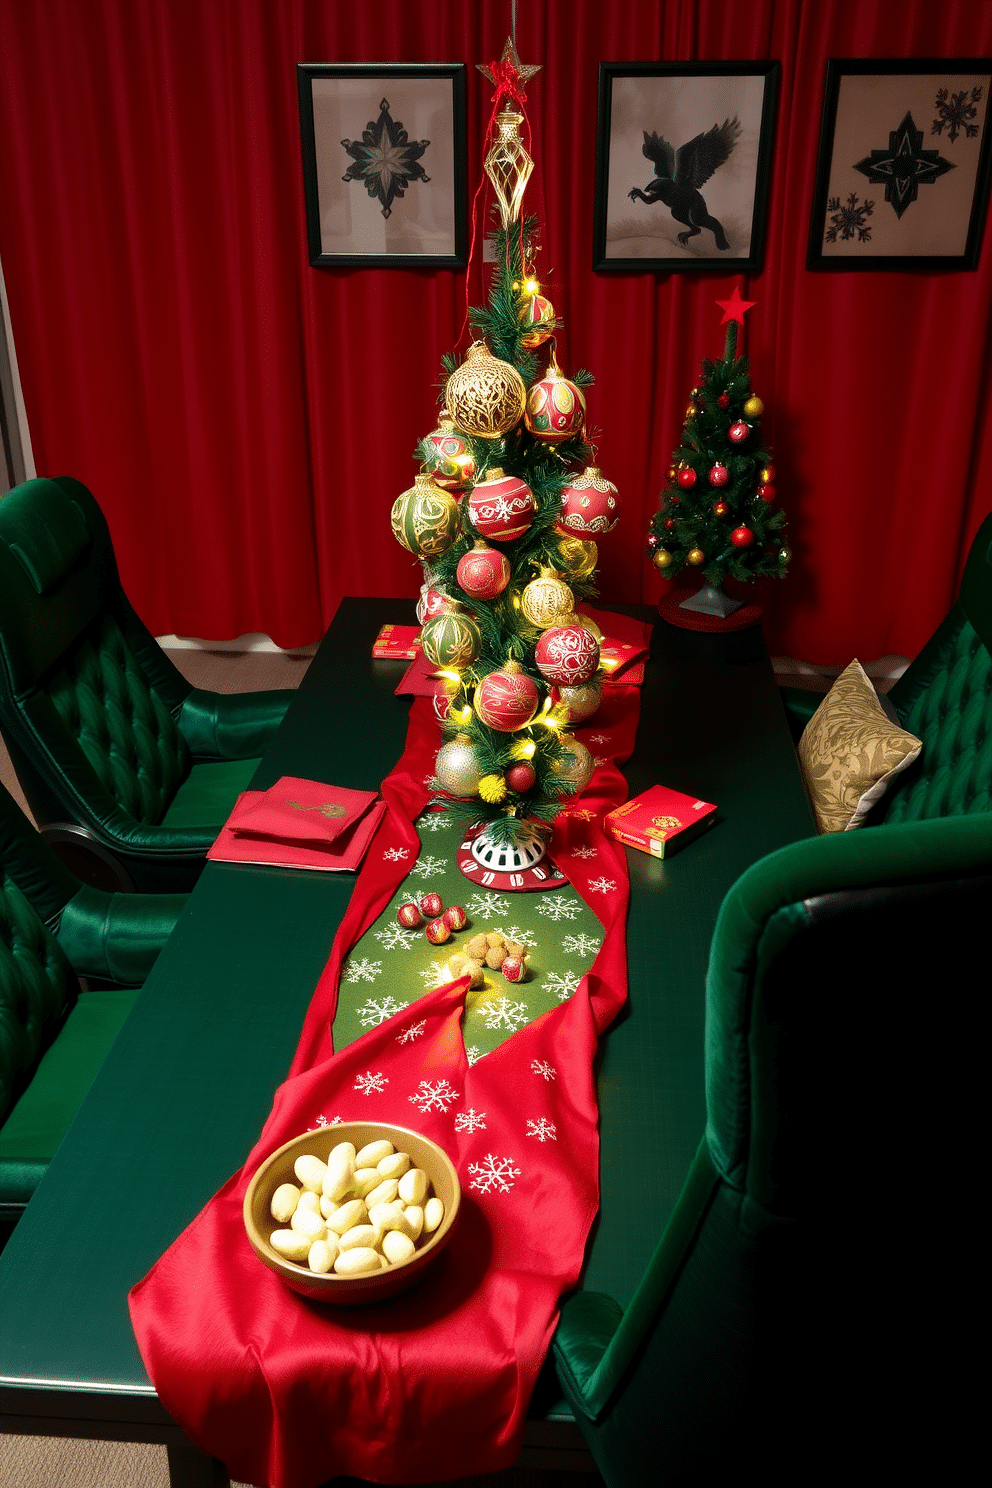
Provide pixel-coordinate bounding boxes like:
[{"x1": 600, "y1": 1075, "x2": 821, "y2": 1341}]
[
  {"x1": 502, "y1": 954, "x2": 526, "y2": 983},
  {"x1": 442, "y1": 905, "x2": 467, "y2": 931},
  {"x1": 419, "y1": 892, "x2": 444, "y2": 918},
  {"x1": 425, "y1": 918, "x2": 451, "y2": 946},
  {"x1": 397, "y1": 902, "x2": 423, "y2": 929}
]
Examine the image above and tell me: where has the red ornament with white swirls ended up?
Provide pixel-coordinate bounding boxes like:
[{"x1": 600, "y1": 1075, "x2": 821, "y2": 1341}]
[
  {"x1": 534, "y1": 624, "x2": 600, "y2": 686},
  {"x1": 474, "y1": 663, "x2": 540, "y2": 732},
  {"x1": 416, "y1": 586, "x2": 449, "y2": 625},
  {"x1": 468, "y1": 469, "x2": 535, "y2": 543},
  {"x1": 456, "y1": 541, "x2": 511, "y2": 600}
]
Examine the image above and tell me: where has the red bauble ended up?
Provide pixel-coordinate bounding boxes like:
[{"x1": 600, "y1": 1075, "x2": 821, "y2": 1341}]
[
  {"x1": 664, "y1": 518, "x2": 675, "y2": 531},
  {"x1": 419, "y1": 891, "x2": 444, "y2": 918},
  {"x1": 502, "y1": 954, "x2": 526, "y2": 983},
  {"x1": 468, "y1": 469, "x2": 535, "y2": 542},
  {"x1": 525, "y1": 367, "x2": 586, "y2": 443},
  {"x1": 506, "y1": 761, "x2": 537, "y2": 793},
  {"x1": 669, "y1": 494, "x2": 681, "y2": 506},
  {"x1": 676, "y1": 468, "x2": 697, "y2": 489},
  {"x1": 425, "y1": 918, "x2": 450, "y2": 945},
  {"x1": 717, "y1": 393, "x2": 731, "y2": 409},
  {"x1": 557, "y1": 466, "x2": 620, "y2": 537},
  {"x1": 442, "y1": 905, "x2": 467, "y2": 931},
  {"x1": 474, "y1": 664, "x2": 540, "y2": 732},
  {"x1": 728, "y1": 421, "x2": 751, "y2": 445},
  {"x1": 758, "y1": 483, "x2": 777, "y2": 503},
  {"x1": 708, "y1": 463, "x2": 729, "y2": 487},
  {"x1": 646, "y1": 532, "x2": 659, "y2": 551},
  {"x1": 456, "y1": 541, "x2": 511, "y2": 600},
  {"x1": 397, "y1": 902, "x2": 423, "y2": 929},
  {"x1": 731, "y1": 526, "x2": 755, "y2": 548},
  {"x1": 713, "y1": 500, "x2": 729, "y2": 516},
  {"x1": 535, "y1": 624, "x2": 600, "y2": 686}
]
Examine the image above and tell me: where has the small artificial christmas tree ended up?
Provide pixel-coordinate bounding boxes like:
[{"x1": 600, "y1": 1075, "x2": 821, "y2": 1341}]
[
  {"x1": 389, "y1": 40, "x2": 620, "y2": 859},
  {"x1": 647, "y1": 291, "x2": 789, "y2": 614}
]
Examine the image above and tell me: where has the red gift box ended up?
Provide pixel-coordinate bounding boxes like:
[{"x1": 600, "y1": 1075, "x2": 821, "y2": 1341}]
[
  {"x1": 372, "y1": 623, "x2": 421, "y2": 659},
  {"x1": 604, "y1": 783, "x2": 717, "y2": 859}
]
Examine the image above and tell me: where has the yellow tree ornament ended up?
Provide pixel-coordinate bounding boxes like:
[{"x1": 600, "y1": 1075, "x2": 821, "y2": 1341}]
[{"x1": 444, "y1": 341, "x2": 526, "y2": 440}]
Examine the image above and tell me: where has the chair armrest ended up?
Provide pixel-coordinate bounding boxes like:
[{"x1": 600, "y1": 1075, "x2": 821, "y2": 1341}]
[
  {"x1": 55, "y1": 885, "x2": 186, "y2": 986},
  {"x1": 778, "y1": 684, "x2": 823, "y2": 744},
  {"x1": 554, "y1": 1138, "x2": 718, "y2": 1421},
  {"x1": 178, "y1": 688, "x2": 293, "y2": 760}
]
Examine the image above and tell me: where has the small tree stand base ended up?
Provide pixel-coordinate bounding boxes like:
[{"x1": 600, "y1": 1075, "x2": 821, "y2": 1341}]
[{"x1": 659, "y1": 583, "x2": 763, "y2": 633}]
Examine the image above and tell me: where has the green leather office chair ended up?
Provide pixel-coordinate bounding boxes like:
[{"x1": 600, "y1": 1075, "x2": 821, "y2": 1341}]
[
  {"x1": 0, "y1": 781, "x2": 185, "y2": 1231},
  {"x1": 0, "y1": 477, "x2": 294, "y2": 891}
]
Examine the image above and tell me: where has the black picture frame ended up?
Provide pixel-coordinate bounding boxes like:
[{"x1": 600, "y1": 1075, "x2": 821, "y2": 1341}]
[
  {"x1": 297, "y1": 63, "x2": 467, "y2": 269},
  {"x1": 593, "y1": 61, "x2": 779, "y2": 273},
  {"x1": 807, "y1": 59, "x2": 992, "y2": 271}
]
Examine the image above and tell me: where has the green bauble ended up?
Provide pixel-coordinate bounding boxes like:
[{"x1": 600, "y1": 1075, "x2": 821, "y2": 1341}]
[
  {"x1": 421, "y1": 609, "x2": 481, "y2": 670},
  {"x1": 435, "y1": 734, "x2": 482, "y2": 797},
  {"x1": 391, "y1": 472, "x2": 461, "y2": 558}
]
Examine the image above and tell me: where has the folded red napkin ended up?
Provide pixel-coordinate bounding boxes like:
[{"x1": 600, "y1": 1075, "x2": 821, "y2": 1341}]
[
  {"x1": 394, "y1": 648, "x2": 449, "y2": 699},
  {"x1": 231, "y1": 776, "x2": 378, "y2": 848},
  {"x1": 208, "y1": 795, "x2": 386, "y2": 872}
]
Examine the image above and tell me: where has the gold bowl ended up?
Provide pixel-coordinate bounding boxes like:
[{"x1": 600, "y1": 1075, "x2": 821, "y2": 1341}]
[{"x1": 243, "y1": 1121, "x2": 461, "y2": 1306}]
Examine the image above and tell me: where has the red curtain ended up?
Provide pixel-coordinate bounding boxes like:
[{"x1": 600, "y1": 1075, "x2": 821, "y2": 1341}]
[{"x1": 1, "y1": 0, "x2": 990, "y2": 660}]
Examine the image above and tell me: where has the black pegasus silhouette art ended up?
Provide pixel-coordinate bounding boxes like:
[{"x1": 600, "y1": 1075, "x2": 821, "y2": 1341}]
[{"x1": 628, "y1": 117, "x2": 742, "y2": 250}]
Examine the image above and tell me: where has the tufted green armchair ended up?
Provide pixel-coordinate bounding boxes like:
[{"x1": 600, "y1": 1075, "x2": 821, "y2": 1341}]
[
  {"x1": 0, "y1": 477, "x2": 294, "y2": 891},
  {"x1": 0, "y1": 780, "x2": 185, "y2": 1230}
]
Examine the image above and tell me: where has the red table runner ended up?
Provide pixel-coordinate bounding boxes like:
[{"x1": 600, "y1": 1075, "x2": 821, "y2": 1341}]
[{"x1": 130, "y1": 614, "x2": 650, "y2": 1488}]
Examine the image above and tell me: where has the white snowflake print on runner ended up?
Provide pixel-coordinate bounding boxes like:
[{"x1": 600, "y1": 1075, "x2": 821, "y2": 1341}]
[
  {"x1": 589, "y1": 733, "x2": 609, "y2": 744},
  {"x1": 479, "y1": 996, "x2": 530, "y2": 1031},
  {"x1": 587, "y1": 876, "x2": 618, "y2": 894},
  {"x1": 593, "y1": 757, "x2": 608, "y2": 768},
  {"x1": 409, "y1": 1078, "x2": 460, "y2": 1114},
  {"x1": 341, "y1": 957, "x2": 383, "y2": 984},
  {"x1": 562, "y1": 933, "x2": 602, "y2": 957},
  {"x1": 416, "y1": 812, "x2": 450, "y2": 834},
  {"x1": 468, "y1": 1153, "x2": 522, "y2": 1195},
  {"x1": 526, "y1": 1118, "x2": 557, "y2": 1143},
  {"x1": 382, "y1": 846, "x2": 410, "y2": 863},
  {"x1": 545, "y1": 971, "x2": 581, "y2": 1002},
  {"x1": 417, "y1": 960, "x2": 449, "y2": 989},
  {"x1": 354, "y1": 1070, "x2": 389, "y2": 1096},
  {"x1": 570, "y1": 845, "x2": 598, "y2": 861},
  {"x1": 535, "y1": 895, "x2": 584, "y2": 922},
  {"x1": 531, "y1": 1060, "x2": 557, "y2": 1081},
  {"x1": 466, "y1": 890, "x2": 512, "y2": 919},
  {"x1": 357, "y1": 995, "x2": 409, "y2": 1028},
  {"x1": 465, "y1": 1045, "x2": 485, "y2": 1066},
  {"x1": 308, "y1": 1114, "x2": 343, "y2": 1129},
  {"x1": 454, "y1": 1107, "x2": 487, "y2": 1133},
  {"x1": 493, "y1": 924, "x2": 531, "y2": 948},
  {"x1": 409, "y1": 854, "x2": 448, "y2": 880},
  {"x1": 374, "y1": 924, "x2": 420, "y2": 952},
  {"x1": 396, "y1": 1020, "x2": 427, "y2": 1045}
]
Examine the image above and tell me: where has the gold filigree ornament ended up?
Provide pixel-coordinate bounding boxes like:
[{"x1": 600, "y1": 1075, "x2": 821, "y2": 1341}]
[
  {"x1": 520, "y1": 566, "x2": 574, "y2": 629},
  {"x1": 444, "y1": 341, "x2": 526, "y2": 440}
]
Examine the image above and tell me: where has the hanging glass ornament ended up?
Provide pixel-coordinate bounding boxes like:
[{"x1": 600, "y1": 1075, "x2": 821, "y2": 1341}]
[
  {"x1": 558, "y1": 676, "x2": 602, "y2": 724},
  {"x1": 435, "y1": 734, "x2": 483, "y2": 798},
  {"x1": 420, "y1": 608, "x2": 482, "y2": 670},
  {"x1": 520, "y1": 567, "x2": 574, "y2": 629},
  {"x1": 425, "y1": 417, "x2": 476, "y2": 491},
  {"x1": 551, "y1": 734, "x2": 595, "y2": 793},
  {"x1": 474, "y1": 660, "x2": 540, "y2": 732},
  {"x1": 558, "y1": 535, "x2": 598, "y2": 578},
  {"x1": 456, "y1": 540, "x2": 511, "y2": 600},
  {"x1": 467, "y1": 468, "x2": 536, "y2": 542},
  {"x1": 525, "y1": 347, "x2": 586, "y2": 443},
  {"x1": 534, "y1": 623, "x2": 600, "y2": 686},
  {"x1": 445, "y1": 341, "x2": 526, "y2": 439},
  {"x1": 518, "y1": 291, "x2": 556, "y2": 347},
  {"x1": 558, "y1": 466, "x2": 620, "y2": 537},
  {"x1": 483, "y1": 105, "x2": 535, "y2": 226},
  {"x1": 391, "y1": 473, "x2": 461, "y2": 558}
]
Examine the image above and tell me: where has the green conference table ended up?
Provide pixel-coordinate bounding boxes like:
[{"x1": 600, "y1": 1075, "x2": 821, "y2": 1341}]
[{"x1": 0, "y1": 597, "x2": 814, "y2": 1486}]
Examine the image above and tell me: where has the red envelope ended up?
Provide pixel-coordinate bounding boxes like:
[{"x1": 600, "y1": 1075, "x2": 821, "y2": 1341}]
[
  {"x1": 229, "y1": 777, "x2": 378, "y2": 848},
  {"x1": 208, "y1": 796, "x2": 386, "y2": 872}
]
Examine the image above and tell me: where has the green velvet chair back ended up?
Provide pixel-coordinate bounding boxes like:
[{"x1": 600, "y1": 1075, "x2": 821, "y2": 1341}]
[{"x1": 0, "y1": 478, "x2": 195, "y2": 834}]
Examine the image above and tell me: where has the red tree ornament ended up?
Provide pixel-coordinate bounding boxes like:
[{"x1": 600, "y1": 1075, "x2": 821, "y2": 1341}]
[
  {"x1": 728, "y1": 421, "x2": 751, "y2": 445},
  {"x1": 474, "y1": 661, "x2": 540, "y2": 732},
  {"x1": 558, "y1": 466, "x2": 620, "y2": 537},
  {"x1": 468, "y1": 469, "x2": 535, "y2": 542},
  {"x1": 676, "y1": 468, "x2": 697, "y2": 489},
  {"x1": 731, "y1": 526, "x2": 755, "y2": 548},
  {"x1": 758, "y1": 483, "x2": 777, "y2": 503},
  {"x1": 456, "y1": 541, "x2": 511, "y2": 600},
  {"x1": 708, "y1": 463, "x2": 729, "y2": 487},
  {"x1": 416, "y1": 586, "x2": 449, "y2": 625},
  {"x1": 524, "y1": 353, "x2": 586, "y2": 444},
  {"x1": 426, "y1": 419, "x2": 476, "y2": 490},
  {"x1": 505, "y1": 761, "x2": 537, "y2": 793},
  {"x1": 534, "y1": 624, "x2": 599, "y2": 686},
  {"x1": 717, "y1": 392, "x2": 731, "y2": 409}
]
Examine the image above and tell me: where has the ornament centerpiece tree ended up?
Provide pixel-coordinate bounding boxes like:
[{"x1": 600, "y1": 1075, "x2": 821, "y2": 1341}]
[
  {"x1": 647, "y1": 289, "x2": 789, "y2": 620},
  {"x1": 389, "y1": 39, "x2": 620, "y2": 869}
]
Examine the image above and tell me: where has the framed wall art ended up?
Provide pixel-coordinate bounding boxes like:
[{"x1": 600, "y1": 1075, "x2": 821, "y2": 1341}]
[
  {"x1": 593, "y1": 61, "x2": 780, "y2": 273},
  {"x1": 297, "y1": 63, "x2": 467, "y2": 268},
  {"x1": 807, "y1": 59, "x2": 992, "y2": 271}
]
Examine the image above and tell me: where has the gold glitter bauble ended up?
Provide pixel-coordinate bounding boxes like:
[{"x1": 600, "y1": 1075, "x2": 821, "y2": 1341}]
[
  {"x1": 444, "y1": 341, "x2": 526, "y2": 439},
  {"x1": 558, "y1": 536, "x2": 598, "y2": 578},
  {"x1": 559, "y1": 677, "x2": 602, "y2": 724},
  {"x1": 551, "y1": 734, "x2": 595, "y2": 793},
  {"x1": 744, "y1": 395, "x2": 764, "y2": 418},
  {"x1": 390, "y1": 473, "x2": 461, "y2": 558},
  {"x1": 520, "y1": 567, "x2": 574, "y2": 629},
  {"x1": 653, "y1": 548, "x2": 673, "y2": 570},
  {"x1": 687, "y1": 548, "x2": 706, "y2": 566},
  {"x1": 435, "y1": 734, "x2": 483, "y2": 798},
  {"x1": 559, "y1": 610, "x2": 603, "y2": 644}
]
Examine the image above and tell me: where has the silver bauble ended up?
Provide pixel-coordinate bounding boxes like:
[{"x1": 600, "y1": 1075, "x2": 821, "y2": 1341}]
[
  {"x1": 559, "y1": 677, "x2": 602, "y2": 724},
  {"x1": 435, "y1": 734, "x2": 482, "y2": 798}
]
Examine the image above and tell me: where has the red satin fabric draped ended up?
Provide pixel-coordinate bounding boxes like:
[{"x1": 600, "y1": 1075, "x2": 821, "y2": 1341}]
[{"x1": 1, "y1": 1, "x2": 990, "y2": 661}]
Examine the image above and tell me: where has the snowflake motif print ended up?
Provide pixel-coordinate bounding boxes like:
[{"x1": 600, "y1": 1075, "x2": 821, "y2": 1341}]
[
  {"x1": 409, "y1": 854, "x2": 448, "y2": 880},
  {"x1": 825, "y1": 192, "x2": 874, "y2": 244},
  {"x1": 454, "y1": 1107, "x2": 487, "y2": 1133},
  {"x1": 465, "y1": 1045, "x2": 485, "y2": 1066},
  {"x1": 374, "y1": 924, "x2": 420, "y2": 952},
  {"x1": 382, "y1": 846, "x2": 410, "y2": 863},
  {"x1": 535, "y1": 894, "x2": 584, "y2": 922},
  {"x1": 341, "y1": 957, "x2": 383, "y2": 984},
  {"x1": 526, "y1": 1118, "x2": 557, "y2": 1143},
  {"x1": 562, "y1": 933, "x2": 602, "y2": 957},
  {"x1": 493, "y1": 924, "x2": 530, "y2": 947},
  {"x1": 468, "y1": 1153, "x2": 522, "y2": 1196},
  {"x1": 308, "y1": 1114, "x2": 343, "y2": 1129},
  {"x1": 570, "y1": 845, "x2": 598, "y2": 861},
  {"x1": 479, "y1": 995, "x2": 530, "y2": 1032},
  {"x1": 933, "y1": 86, "x2": 984, "y2": 143},
  {"x1": 416, "y1": 812, "x2": 450, "y2": 834},
  {"x1": 531, "y1": 1059, "x2": 557, "y2": 1081},
  {"x1": 409, "y1": 1078, "x2": 461, "y2": 1114},
  {"x1": 396, "y1": 1020, "x2": 426, "y2": 1045},
  {"x1": 357, "y1": 995, "x2": 409, "y2": 1028},
  {"x1": 466, "y1": 890, "x2": 512, "y2": 919},
  {"x1": 593, "y1": 757, "x2": 608, "y2": 768},
  {"x1": 418, "y1": 960, "x2": 449, "y2": 989},
  {"x1": 546, "y1": 969, "x2": 581, "y2": 1002},
  {"x1": 589, "y1": 733, "x2": 609, "y2": 745},
  {"x1": 354, "y1": 1070, "x2": 389, "y2": 1096},
  {"x1": 587, "y1": 876, "x2": 618, "y2": 895}
]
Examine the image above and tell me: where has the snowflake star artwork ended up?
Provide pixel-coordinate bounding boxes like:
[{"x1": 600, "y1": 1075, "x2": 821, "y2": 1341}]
[
  {"x1": 396, "y1": 1020, "x2": 427, "y2": 1045},
  {"x1": 932, "y1": 85, "x2": 984, "y2": 144},
  {"x1": 468, "y1": 1153, "x2": 522, "y2": 1196},
  {"x1": 409, "y1": 1078, "x2": 461, "y2": 1114},
  {"x1": 478, "y1": 995, "x2": 530, "y2": 1032},
  {"x1": 354, "y1": 1070, "x2": 389, "y2": 1096},
  {"x1": 410, "y1": 854, "x2": 449, "y2": 880},
  {"x1": 465, "y1": 1045, "x2": 485, "y2": 1066},
  {"x1": 454, "y1": 1107, "x2": 488, "y2": 1133},
  {"x1": 587, "y1": 876, "x2": 618, "y2": 895},
  {"x1": 382, "y1": 846, "x2": 410, "y2": 863},
  {"x1": 357, "y1": 995, "x2": 409, "y2": 1028},
  {"x1": 418, "y1": 960, "x2": 449, "y2": 990},
  {"x1": 341, "y1": 957, "x2": 383, "y2": 984},
  {"x1": 374, "y1": 924, "x2": 420, "y2": 952},
  {"x1": 466, "y1": 890, "x2": 512, "y2": 919},
  {"x1": 570, "y1": 845, "x2": 598, "y2": 861},
  {"x1": 545, "y1": 970, "x2": 581, "y2": 1002},
  {"x1": 526, "y1": 1118, "x2": 557, "y2": 1143},
  {"x1": 308, "y1": 1114, "x2": 343, "y2": 1129},
  {"x1": 824, "y1": 192, "x2": 874, "y2": 244},
  {"x1": 341, "y1": 98, "x2": 431, "y2": 219}
]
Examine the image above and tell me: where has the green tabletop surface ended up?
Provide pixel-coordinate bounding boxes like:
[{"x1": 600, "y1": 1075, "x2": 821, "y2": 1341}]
[{"x1": 0, "y1": 596, "x2": 814, "y2": 1437}]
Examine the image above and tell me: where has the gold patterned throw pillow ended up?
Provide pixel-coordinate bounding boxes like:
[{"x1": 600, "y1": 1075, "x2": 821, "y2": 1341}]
[{"x1": 798, "y1": 660, "x2": 922, "y2": 833}]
